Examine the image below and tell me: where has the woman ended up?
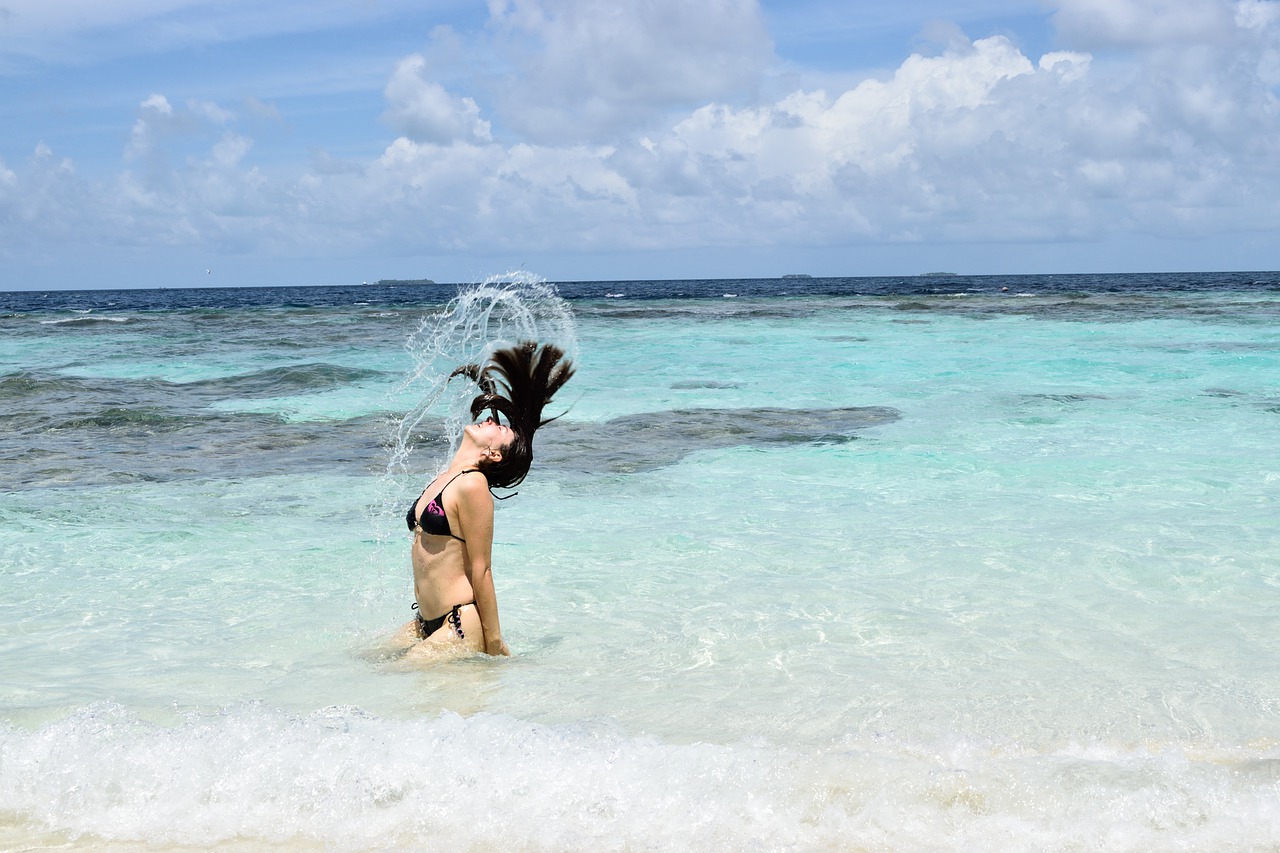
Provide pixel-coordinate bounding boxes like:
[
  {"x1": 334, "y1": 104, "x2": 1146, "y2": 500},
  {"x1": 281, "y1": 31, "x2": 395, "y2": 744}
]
[{"x1": 396, "y1": 340, "x2": 574, "y2": 658}]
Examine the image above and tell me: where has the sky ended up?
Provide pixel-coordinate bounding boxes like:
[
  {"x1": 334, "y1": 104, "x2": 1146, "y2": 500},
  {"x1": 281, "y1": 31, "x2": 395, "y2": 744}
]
[{"x1": 1, "y1": 0, "x2": 1278, "y2": 289}]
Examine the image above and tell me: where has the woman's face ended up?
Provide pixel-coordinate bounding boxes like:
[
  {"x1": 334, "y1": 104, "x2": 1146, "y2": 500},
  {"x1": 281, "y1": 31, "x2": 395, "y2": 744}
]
[{"x1": 466, "y1": 416, "x2": 515, "y2": 455}]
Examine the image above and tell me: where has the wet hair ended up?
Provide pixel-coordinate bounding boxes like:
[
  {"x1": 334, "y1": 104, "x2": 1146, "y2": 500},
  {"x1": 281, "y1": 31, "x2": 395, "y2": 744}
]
[{"x1": 449, "y1": 340, "x2": 575, "y2": 490}]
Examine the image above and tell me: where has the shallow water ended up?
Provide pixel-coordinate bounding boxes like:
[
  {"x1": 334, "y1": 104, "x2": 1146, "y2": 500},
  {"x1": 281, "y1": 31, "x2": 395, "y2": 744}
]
[{"x1": 2, "y1": 273, "x2": 1279, "y2": 850}]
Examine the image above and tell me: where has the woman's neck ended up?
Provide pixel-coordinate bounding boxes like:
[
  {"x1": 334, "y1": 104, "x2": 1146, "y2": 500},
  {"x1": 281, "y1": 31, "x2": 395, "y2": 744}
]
[{"x1": 446, "y1": 445, "x2": 486, "y2": 473}]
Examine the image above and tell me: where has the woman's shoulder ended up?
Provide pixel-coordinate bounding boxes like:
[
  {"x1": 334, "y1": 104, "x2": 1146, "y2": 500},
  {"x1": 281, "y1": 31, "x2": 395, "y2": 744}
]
[{"x1": 454, "y1": 469, "x2": 493, "y2": 502}]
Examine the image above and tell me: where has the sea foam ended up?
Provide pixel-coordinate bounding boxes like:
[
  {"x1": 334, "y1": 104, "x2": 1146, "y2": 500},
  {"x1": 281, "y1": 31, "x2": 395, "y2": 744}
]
[{"x1": 3, "y1": 704, "x2": 1279, "y2": 851}]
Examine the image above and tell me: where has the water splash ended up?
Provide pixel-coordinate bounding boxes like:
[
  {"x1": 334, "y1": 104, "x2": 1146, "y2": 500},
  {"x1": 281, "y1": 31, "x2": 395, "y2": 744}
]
[{"x1": 387, "y1": 271, "x2": 578, "y2": 478}]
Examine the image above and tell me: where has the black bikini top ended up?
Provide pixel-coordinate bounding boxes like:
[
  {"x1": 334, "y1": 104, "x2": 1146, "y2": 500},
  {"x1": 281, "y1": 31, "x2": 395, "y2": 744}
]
[{"x1": 406, "y1": 469, "x2": 479, "y2": 542}]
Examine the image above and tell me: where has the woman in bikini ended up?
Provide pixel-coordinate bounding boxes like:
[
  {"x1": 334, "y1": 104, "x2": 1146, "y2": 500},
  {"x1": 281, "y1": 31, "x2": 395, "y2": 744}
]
[{"x1": 395, "y1": 340, "x2": 574, "y2": 658}]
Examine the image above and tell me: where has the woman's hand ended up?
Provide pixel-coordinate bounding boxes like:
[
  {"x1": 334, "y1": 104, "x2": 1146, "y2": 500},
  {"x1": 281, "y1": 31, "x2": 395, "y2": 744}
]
[{"x1": 485, "y1": 635, "x2": 510, "y2": 656}]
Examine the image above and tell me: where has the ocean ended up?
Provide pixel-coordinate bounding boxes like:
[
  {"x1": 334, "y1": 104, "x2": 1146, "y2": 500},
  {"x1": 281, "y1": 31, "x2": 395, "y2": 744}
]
[{"x1": 1, "y1": 271, "x2": 1278, "y2": 851}]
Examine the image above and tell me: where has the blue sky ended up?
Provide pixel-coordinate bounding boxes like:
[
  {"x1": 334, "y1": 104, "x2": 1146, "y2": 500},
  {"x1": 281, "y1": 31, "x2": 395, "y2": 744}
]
[{"x1": 1, "y1": 0, "x2": 1277, "y2": 289}]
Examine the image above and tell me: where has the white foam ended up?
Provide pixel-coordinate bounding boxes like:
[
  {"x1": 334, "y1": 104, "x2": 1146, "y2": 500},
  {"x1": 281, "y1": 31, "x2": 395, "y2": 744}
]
[
  {"x1": 2, "y1": 704, "x2": 1279, "y2": 851},
  {"x1": 39, "y1": 315, "x2": 132, "y2": 325}
]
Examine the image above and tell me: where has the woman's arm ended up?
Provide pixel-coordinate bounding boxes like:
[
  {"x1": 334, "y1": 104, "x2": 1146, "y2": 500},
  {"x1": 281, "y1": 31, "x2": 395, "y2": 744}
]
[{"x1": 454, "y1": 474, "x2": 510, "y2": 656}]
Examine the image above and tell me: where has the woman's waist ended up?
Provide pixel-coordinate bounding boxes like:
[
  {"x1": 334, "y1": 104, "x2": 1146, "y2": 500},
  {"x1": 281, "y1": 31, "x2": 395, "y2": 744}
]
[{"x1": 413, "y1": 575, "x2": 475, "y2": 616}]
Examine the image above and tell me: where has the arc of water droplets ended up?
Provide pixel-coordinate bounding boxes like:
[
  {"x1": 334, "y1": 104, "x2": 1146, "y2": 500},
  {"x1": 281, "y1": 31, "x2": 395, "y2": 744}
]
[{"x1": 386, "y1": 271, "x2": 578, "y2": 479}]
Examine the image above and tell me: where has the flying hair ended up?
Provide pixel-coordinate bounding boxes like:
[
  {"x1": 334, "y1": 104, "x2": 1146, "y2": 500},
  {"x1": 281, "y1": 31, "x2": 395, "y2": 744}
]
[{"x1": 449, "y1": 340, "x2": 575, "y2": 490}]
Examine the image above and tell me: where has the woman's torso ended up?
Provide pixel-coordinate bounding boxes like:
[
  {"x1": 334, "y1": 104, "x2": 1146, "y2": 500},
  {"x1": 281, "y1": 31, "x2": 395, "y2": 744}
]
[{"x1": 407, "y1": 470, "x2": 479, "y2": 617}]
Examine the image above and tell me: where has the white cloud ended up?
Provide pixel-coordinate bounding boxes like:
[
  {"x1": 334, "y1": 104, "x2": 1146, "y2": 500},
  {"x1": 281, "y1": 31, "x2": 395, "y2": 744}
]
[
  {"x1": 1236, "y1": 0, "x2": 1280, "y2": 28},
  {"x1": 486, "y1": 0, "x2": 775, "y2": 142},
  {"x1": 139, "y1": 93, "x2": 174, "y2": 114},
  {"x1": 125, "y1": 94, "x2": 175, "y2": 160},
  {"x1": 209, "y1": 133, "x2": 252, "y2": 170},
  {"x1": 0, "y1": 0, "x2": 466, "y2": 68},
  {"x1": 0, "y1": 143, "x2": 84, "y2": 251},
  {"x1": 4, "y1": 3, "x2": 1280, "y2": 268},
  {"x1": 1234, "y1": 0, "x2": 1280, "y2": 84},
  {"x1": 1049, "y1": 0, "x2": 1238, "y2": 47},
  {"x1": 188, "y1": 99, "x2": 235, "y2": 125},
  {"x1": 1039, "y1": 51, "x2": 1092, "y2": 82},
  {"x1": 382, "y1": 55, "x2": 492, "y2": 145},
  {"x1": 621, "y1": 37, "x2": 1076, "y2": 243},
  {"x1": 124, "y1": 93, "x2": 242, "y2": 161}
]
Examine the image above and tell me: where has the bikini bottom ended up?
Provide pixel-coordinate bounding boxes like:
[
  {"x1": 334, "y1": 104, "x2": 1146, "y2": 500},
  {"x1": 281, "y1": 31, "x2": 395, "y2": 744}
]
[{"x1": 413, "y1": 601, "x2": 474, "y2": 640}]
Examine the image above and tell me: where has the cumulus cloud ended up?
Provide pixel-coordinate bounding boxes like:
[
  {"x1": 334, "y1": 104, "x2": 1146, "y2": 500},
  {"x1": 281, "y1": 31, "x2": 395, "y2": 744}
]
[
  {"x1": 1049, "y1": 0, "x2": 1238, "y2": 47},
  {"x1": 486, "y1": 0, "x2": 775, "y2": 143},
  {"x1": 0, "y1": 143, "x2": 91, "y2": 253},
  {"x1": 188, "y1": 98, "x2": 235, "y2": 125},
  {"x1": 4, "y1": 0, "x2": 1280, "y2": 267},
  {"x1": 383, "y1": 55, "x2": 492, "y2": 144},
  {"x1": 125, "y1": 94, "x2": 236, "y2": 160},
  {"x1": 622, "y1": 37, "x2": 1087, "y2": 244},
  {"x1": 208, "y1": 133, "x2": 252, "y2": 170},
  {"x1": 125, "y1": 94, "x2": 174, "y2": 160},
  {"x1": 1235, "y1": 0, "x2": 1280, "y2": 84},
  {"x1": 1236, "y1": 0, "x2": 1280, "y2": 28}
]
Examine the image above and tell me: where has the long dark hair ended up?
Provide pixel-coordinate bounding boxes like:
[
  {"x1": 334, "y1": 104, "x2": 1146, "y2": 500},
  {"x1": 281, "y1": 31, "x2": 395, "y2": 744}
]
[{"x1": 450, "y1": 340, "x2": 575, "y2": 490}]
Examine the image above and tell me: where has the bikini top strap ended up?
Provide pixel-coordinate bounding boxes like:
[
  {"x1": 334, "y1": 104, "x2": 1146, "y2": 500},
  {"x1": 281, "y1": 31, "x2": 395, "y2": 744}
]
[{"x1": 440, "y1": 468, "x2": 481, "y2": 493}]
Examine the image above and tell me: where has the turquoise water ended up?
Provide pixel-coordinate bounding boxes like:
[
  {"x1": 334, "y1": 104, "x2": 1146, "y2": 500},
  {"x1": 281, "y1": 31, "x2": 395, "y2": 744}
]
[{"x1": 2, "y1": 276, "x2": 1279, "y2": 850}]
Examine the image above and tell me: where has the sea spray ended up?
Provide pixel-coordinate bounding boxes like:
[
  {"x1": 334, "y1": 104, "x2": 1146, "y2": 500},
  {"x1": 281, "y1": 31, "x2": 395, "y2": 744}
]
[{"x1": 386, "y1": 272, "x2": 578, "y2": 479}]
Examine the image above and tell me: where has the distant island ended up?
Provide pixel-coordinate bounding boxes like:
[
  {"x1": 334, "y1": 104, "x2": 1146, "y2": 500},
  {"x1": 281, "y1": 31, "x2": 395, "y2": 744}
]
[
  {"x1": 370, "y1": 278, "x2": 437, "y2": 286},
  {"x1": 781, "y1": 273, "x2": 813, "y2": 280},
  {"x1": 917, "y1": 271, "x2": 958, "y2": 277}
]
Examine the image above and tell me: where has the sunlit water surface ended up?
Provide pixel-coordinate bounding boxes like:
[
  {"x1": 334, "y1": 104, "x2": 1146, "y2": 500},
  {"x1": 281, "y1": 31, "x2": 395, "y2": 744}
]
[{"x1": 2, "y1": 273, "x2": 1279, "y2": 850}]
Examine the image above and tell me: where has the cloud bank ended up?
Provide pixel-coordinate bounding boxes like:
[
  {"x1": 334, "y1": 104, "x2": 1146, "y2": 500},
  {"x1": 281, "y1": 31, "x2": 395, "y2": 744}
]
[{"x1": 1, "y1": 0, "x2": 1278, "y2": 276}]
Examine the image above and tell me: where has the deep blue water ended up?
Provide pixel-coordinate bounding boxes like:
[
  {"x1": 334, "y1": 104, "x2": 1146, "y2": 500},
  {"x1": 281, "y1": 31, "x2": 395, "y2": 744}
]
[{"x1": 4, "y1": 270, "x2": 1278, "y2": 314}]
